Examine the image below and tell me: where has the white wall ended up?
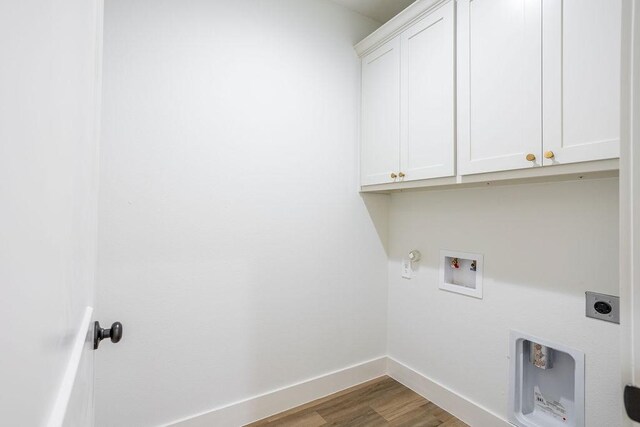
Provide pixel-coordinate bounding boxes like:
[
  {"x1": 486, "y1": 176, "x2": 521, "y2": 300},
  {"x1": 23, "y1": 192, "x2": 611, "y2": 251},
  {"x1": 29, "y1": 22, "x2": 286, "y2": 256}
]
[
  {"x1": 387, "y1": 178, "x2": 620, "y2": 426},
  {"x1": 96, "y1": 1, "x2": 386, "y2": 425},
  {"x1": 0, "y1": 0, "x2": 103, "y2": 425}
]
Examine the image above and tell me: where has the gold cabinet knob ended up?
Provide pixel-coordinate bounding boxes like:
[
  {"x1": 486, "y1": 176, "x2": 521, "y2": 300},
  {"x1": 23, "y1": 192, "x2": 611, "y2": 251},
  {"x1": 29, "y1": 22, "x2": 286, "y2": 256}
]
[
  {"x1": 544, "y1": 151, "x2": 555, "y2": 159},
  {"x1": 526, "y1": 153, "x2": 536, "y2": 162},
  {"x1": 398, "y1": 172, "x2": 405, "y2": 178},
  {"x1": 390, "y1": 172, "x2": 398, "y2": 179}
]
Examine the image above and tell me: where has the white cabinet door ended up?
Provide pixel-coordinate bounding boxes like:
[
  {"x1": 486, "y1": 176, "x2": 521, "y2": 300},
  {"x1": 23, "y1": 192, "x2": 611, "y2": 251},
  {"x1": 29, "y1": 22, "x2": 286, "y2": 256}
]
[
  {"x1": 361, "y1": 37, "x2": 401, "y2": 186},
  {"x1": 457, "y1": 0, "x2": 542, "y2": 175},
  {"x1": 542, "y1": 0, "x2": 621, "y2": 166},
  {"x1": 400, "y1": 1, "x2": 455, "y2": 181}
]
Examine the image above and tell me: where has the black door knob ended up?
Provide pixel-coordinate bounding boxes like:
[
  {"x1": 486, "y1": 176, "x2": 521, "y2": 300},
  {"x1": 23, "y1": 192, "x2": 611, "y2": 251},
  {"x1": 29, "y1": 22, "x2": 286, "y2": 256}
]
[{"x1": 94, "y1": 321, "x2": 123, "y2": 350}]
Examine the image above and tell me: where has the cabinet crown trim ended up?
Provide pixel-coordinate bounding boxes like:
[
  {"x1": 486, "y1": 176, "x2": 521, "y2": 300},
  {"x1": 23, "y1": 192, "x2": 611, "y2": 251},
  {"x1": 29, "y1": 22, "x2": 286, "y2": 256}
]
[{"x1": 354, "y1": 0, "x2": 449, "y2": 57}]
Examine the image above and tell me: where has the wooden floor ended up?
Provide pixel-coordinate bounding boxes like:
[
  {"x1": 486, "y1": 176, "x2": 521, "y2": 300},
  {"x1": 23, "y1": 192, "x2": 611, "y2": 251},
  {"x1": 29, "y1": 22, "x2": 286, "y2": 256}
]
[{"x1": 246, "y1": 376, "x2": 468, "y2": 427}]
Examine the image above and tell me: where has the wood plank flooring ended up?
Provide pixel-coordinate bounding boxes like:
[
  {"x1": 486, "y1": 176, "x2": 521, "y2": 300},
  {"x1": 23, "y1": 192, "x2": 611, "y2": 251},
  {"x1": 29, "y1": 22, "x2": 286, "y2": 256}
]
[{"x1": 246, "y1": 376, "x2": 468, "y2": 427}]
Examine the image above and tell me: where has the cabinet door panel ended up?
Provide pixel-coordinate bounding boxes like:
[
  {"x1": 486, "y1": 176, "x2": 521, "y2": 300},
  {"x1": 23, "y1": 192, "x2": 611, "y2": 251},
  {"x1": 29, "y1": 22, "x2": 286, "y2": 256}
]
[
  {"x1": 361, "y1": 37, "x2": 401, "y2": 186},
  {"x1": 542, "y1": 0, "x2": 621, "y2": 165},
  {"x1": 400, "y1": 1, "x2": 455, "y2": 181},
  {"x1": 457, "y1": 0, "x2": 542, "y2": 175}
]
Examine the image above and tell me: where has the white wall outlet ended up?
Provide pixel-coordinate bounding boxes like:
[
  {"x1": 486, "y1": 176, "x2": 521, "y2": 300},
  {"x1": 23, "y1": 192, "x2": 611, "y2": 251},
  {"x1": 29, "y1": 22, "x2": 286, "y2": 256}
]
[{"x1": 402, "y1": 259, "x2": 413, "y2": 279}]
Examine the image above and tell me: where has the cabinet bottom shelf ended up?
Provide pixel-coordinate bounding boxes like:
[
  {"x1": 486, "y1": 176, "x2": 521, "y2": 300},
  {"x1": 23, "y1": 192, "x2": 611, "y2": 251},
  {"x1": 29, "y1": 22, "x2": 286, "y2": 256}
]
[{"x1": 359, "y1": 159, "x2": 619, "y2": 193}]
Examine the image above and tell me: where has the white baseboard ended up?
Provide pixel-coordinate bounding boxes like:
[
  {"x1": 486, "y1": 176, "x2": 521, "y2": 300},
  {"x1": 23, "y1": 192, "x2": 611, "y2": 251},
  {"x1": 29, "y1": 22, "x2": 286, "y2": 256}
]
[
  {"x1": 166, "y1": 356, "x2": 387, "y2": 427},
  {"x1": 386, "y1": 357, "x2": 511, "y2": 427},
  {"x1": 167, "y1": 356, "x2": 510, "y2": 427}
]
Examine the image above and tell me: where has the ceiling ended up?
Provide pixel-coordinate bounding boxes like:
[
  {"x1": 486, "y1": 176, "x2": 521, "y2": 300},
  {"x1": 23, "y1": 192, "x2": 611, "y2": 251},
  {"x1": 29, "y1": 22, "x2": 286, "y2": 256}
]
[{"x1": 329, "y1": 0, "x2": 417, "y2": 23}]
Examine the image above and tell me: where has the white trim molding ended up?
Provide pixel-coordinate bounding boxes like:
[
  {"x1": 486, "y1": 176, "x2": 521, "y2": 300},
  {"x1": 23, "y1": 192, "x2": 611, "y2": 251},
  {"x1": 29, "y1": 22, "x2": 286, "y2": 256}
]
[
  {"x1": 354, "y1": 0, "x2": 449, "y2": 57},
  {"x1": 620, "y1": 0, "x2": 640, "y2": 423},
  {"x1": 166, "y1": 357, "x2": 387, "y2": 427},
  {"x1": 47, "y1": 306, "x2": 94, "y2": 427}
]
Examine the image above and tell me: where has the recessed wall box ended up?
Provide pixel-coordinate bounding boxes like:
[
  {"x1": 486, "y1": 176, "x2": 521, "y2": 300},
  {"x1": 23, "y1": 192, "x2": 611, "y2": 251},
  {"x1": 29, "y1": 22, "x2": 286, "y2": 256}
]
[
  {"x1": 509, "y1": 331, "x2": 585, "y2": 427},
  {"x1": 439, "y1": 250, "x2": 483, "y2": 299}
]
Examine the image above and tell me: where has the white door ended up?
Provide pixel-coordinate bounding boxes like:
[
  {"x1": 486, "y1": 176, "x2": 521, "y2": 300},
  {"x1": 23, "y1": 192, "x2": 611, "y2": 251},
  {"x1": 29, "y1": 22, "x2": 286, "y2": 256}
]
[
  {"x1": 542, "y1": 0, "x2": 621, "y2": 166},
  {"x1": 457, "y1": 0, "x2": 542, "y2": 175},
  {"x1": 361, "y1": 36, "x2": 401, "y2": 186},
  {"x1": 0, "y1": 0, "x2": 105, "y2": 426},
  {"x1": 400, "y1": 0, "x2": 455, "y2": 181}
]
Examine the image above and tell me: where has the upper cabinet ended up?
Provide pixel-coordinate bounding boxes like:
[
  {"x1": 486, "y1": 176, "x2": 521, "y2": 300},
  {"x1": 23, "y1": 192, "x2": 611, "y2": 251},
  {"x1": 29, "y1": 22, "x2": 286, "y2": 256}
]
[
  {"x1": 457, "y1": 0, "x2": 542, "y2": 175},
  {"x1": 542, "y1": 0, "x2": 621, "y2": 166},
  {"x1": 360, "y1": 1, "x2": 455, "y2": 186},
  {"x1": 356, "y1": 0, "x2": 621, "y2": 190}
]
